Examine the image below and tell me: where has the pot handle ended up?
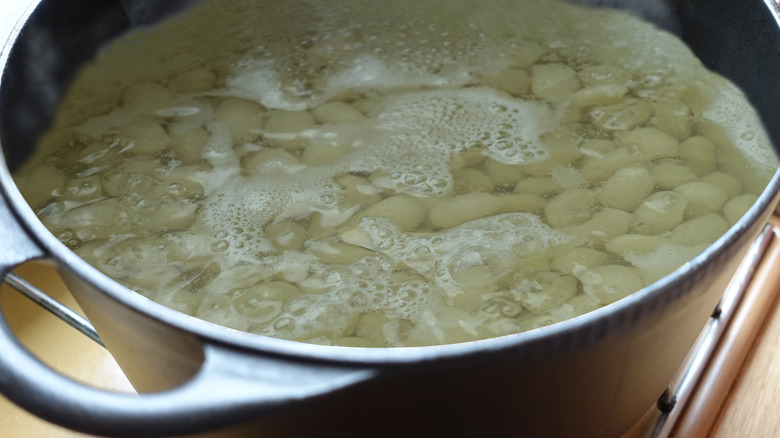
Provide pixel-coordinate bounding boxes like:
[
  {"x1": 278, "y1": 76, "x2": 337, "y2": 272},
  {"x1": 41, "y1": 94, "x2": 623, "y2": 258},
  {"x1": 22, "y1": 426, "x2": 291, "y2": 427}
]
[
  {"x1": 0, "y1": 321, "x2": 377, "y2": 437},
  {"x1": 0, "y1": 195, "x2": 377, "y2": 437}
]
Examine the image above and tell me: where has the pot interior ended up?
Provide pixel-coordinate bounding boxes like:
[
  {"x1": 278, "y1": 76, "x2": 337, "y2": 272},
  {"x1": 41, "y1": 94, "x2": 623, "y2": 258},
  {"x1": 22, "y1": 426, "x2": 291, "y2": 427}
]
[{"x1": 1, "y1": 0, "x2": 780, "y2": 351}]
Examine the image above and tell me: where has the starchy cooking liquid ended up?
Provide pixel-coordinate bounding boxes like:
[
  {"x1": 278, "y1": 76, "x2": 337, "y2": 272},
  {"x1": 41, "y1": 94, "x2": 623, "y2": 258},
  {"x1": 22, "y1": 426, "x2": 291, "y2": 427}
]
[{"x1": 14, "y1": 0, "x2": 777, "y2": 347}]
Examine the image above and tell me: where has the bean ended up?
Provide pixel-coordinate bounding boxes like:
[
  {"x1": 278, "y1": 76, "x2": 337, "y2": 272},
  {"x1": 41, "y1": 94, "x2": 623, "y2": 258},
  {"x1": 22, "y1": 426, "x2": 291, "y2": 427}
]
[
  {"x1": 669, "y1": 213, "x2": 729, "y2": 246},
  {"x1": 170, "y1": 127, "x2": 210, "y2": 164},
  {"x1": 496, "y1": 194, "x2": 546, "y2": 214},
  {"x1": 648, "y1": 100, "x2": 692, "y2": 140},
  {"x1": 531, "y1": 63, "x2": 582, "y2": 103},
  {"x1": 631, "y1": 191, "x2": 687, "y2": 234},
  {"x1": 544, "y1": 189, "x2": 599, "y2": 228},
  {"x1": 701, "y1": 171, "x2": 743, "y2": 198},
  {"x1": 580, "y1": 265, "x2": 644, "y2": 305},
  {"x1": 674, "y1": 181, "x2": 729, "y2": 217},
  {"x1": 614, "y1": 127, "x2": 679, "y2": 160},
  {"x1": 265, "y1": 220, "x2": 307, "y2": 251},
  {"x1": 355, "y1": 195, "x2": 427, "y2": 231},
  {"x1": 484, "y1": 68, "x2": 531, "y2": 96},
  {"x1": 571, "y1": 83, "x2": 628, "y2": 108},
  {"x1": 122, "y1": 81, "x2": 172, "y2": 112},
  {"x1": 121, "y1": 116, "x2": 169, "y2": 154},
  {"x1": 301, "y1": 143, "x2": 353, "y2": 166},
  {"x1": 723, "y1": 194, "x2": 759, "y2": 225},
  {"x1": 429, "y1": 193, "x2": 503, "y2": 229},
  {"x1": 62, "y1": 175, "x2": 103, "y2": 202},
  {"x1": 679, "y1": 136, "x2": 717, "y2": 175},
  {"x1": 215, "y1": 98, "x2": 264, "y2": 142},
  {"x1": 589, "y1": 98, "x2": 652, "y2": 131},
  {"x1": 651, "y1": 161, "x2": 698, "y2": 189},
  {"x1": 598, "y1": 166, "x2": 655, "y2": 211},
  {"x1": 263, "y1": 110, "x2": 315, "y2": 150},
  {"x1": 484, "y1": 158, "x2": 524, "y2": 187},
  {"x1": 168, "y1": 67, "x2": 217, "y2": 92},
  {"x1": 16, "y1": 165, "x2": 65, "y2": 208},
  {"x1": 577, "y1": 65, "x2": 631, "y2": 87},
  {"x1": 311, "y1": 101, "x2": 365, "y2": 124},
  {"x1": 454, "y1": 168, "x2": 494, "y2": 193},
  {"x1": 514, "y1": 175, "x2": 563, "y2": 196},
  {"x1": 550, "y1": 247, "x2": 611, "y2": 276},
  {"x1": 560, "y1": 208, "x2": 633, "y2": 243},
  {"x1": 307, "y1": 242, "x2": 376, "y2": 265},
  {"x1": 605, "y1": 234, "x2": 669, "y2": 258},
  {"x1": 336, "y1": 174, "x2": 382, "y2": 209},
  {"x1": 580, "y1": 147, "x2": 644, "y2": 182},
  {"x1": 511, "y1": 271, "x2": 578, "y2": 313}
]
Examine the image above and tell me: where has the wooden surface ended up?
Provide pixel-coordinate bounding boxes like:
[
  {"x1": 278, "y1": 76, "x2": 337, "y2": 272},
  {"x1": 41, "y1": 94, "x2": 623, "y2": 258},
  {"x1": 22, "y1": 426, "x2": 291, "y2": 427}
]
[{"x1": 708, "y1": 217, "x2": 780, "y2": 437}]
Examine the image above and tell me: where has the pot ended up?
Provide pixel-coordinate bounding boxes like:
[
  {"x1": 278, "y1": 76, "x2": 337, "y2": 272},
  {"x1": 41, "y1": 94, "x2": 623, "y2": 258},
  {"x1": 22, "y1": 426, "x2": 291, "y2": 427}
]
[{"x1": 1, "y1": 1, "x2": 780, "y2": 437}]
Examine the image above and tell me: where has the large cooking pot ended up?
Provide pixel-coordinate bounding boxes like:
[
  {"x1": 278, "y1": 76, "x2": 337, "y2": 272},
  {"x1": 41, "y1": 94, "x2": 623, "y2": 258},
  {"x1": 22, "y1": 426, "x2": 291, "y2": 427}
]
[{"x1": 1, "y1": 0, "x2": 780, "y2": 437}]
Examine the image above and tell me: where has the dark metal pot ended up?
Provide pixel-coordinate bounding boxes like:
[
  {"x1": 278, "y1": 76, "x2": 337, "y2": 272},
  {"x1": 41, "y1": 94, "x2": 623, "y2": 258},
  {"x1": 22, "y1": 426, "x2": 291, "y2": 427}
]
[{"x1": 1, "y1": 1, "x2": 780, "y2": 437}]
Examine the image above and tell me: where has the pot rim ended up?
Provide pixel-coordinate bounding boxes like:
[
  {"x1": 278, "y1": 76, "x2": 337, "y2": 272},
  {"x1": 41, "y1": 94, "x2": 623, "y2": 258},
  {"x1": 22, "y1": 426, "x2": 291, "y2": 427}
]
[{"x1": 2, "y1": 0, "x2": 780, "y2": 367}]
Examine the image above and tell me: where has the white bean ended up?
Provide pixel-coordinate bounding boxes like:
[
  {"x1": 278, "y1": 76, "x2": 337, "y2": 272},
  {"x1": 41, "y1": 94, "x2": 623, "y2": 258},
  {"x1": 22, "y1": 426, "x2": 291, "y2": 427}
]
[
  {"x1": 679, "y1": 136, "x2": 717, "y2": 175},
  {"x1": 598, "y1": 166, "x2": 655, "y2": 211},
  {"x1": 531, "y1": 63, "x2": 582, "y2": 103},
  {"x1": 336, "y1": 174, "x2": 382, "y2": 209},
  {"x1": 580, "y1": 147, "x2": 644, "y2": 182},
  {"x1": 311, "y1": 101, "x2": 365, "y2": 124},
  {"x1": 307, "y1": 242, "x2": 376, "y2": 265},
  {"x1": 455, "y1": 168, "x2": 494, "y2": 193},
  {"x1": 605, "y1": 234, "x2": 669, "y2": 258},
  {"x1": 511, "y1": 271, "x2": 578, "y2": 313},
  {"x1": 544, "y1": 189, "x2": 599, "y2": 228},
  {"x1": 301, "y1": 143, "x2": 353, "y2": 166},
  {"x1": 669, "y1": 213, "x2": 729, "y2": 246},
  {"x1": 244, "y1": 148, "x2": 300, "y2": 174},
  {"x1": 496, "y1": 194, "x2": 546, "y2": 214},
  {"x1": 674, "y1": 181, "x2": 729, "y2": 217},
  {"x1": 263, "y1": 110, "x2": 316, "y2": 150},
  {"x1": 723, "y1": 194, "x2": 759, "y2": 225},
  {"x1": 215, "y1": 98, "x2": 264, "y2": 142},
  {"x1": 168, "y1": 67, "x2": 216, "y2": 92},
  {"x1": 514, "y1": 176, "x2": 563, "y2": 196},
  {"x1": 648, "y1": 100, "x2": 692, "y2": 140},
  {"x1": 122, "y1": 81, "x2": 172, "y2": 111},
  {"x1": 169, "y1": 127, "x2": 209, "y2": 164},
  {"x1": 579, "y1": 265, "x2": 644, "y2": 305},
  {"x1": 651, "y1": 161, "x2": 698, "y2": 189},
  {"x1": 356, "y1": 195, "x2": 427, "y2": 231},
  {"x1": 484, "y1": 68, "x2": 531, "y2": 96},
  {"x1": 356, "y1": 311, "x2": 411, "y2": 347},
  {"x1": 614, "y1": 127, "x2": 679, "y2": 160},
  {"x1": 560, "y1": 208, "x2": 633, "y2": 242},
  {"x1": 429, "y1": 193, "x2": 503, "y2": 229},
  {"x1": 16, "y1": 165, "x2": 65, "y2": 208},
  {"x1": 121, "y1": 116, "x2": 169, "y2": 154},
  {"x1": 63, "y1": 175, "x2": 103, "y2": 202},
  {"x1": 484, "y1": 158, "x2": 524, "y2": 187},
  {"x1": 577, "y1": 65, "x2": 631, "y2": 87},
  {"x1": 550, "y1": 247, "x2": 611, "y2": 276},
  {"x1": 571, "y1": 84, "x2": 628, "y2": 108},
  {"x1": 631, "y1": 191, "x2": 687, "y2": 234},
  {"x1": 265, "y1": 221, "x2": 307, "y2": 251},
  {"x1": 589, "y1": 98, "x2": 652, "y2": 131},
  {"x1": 701, "y1": 171, "x2": 743, "y2": 197},
  {"x1": 511, "y1": 40, "x2": 545, "y2": 67}
]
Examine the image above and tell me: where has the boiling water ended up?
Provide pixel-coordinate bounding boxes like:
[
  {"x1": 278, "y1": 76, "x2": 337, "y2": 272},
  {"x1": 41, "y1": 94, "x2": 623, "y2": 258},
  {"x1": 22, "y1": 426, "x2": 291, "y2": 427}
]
[{"x1": 14, "y1": 0, "x2": 777, "y2": 347}]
